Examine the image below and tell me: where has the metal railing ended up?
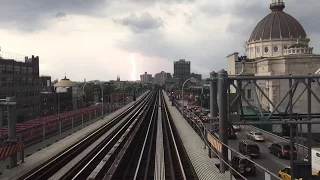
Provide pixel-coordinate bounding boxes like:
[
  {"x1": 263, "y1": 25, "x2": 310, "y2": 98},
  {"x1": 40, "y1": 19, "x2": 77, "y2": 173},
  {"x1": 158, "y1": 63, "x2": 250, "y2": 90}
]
[{"x1": 168, "y1": 93, "x2": 280, "y2": 180}]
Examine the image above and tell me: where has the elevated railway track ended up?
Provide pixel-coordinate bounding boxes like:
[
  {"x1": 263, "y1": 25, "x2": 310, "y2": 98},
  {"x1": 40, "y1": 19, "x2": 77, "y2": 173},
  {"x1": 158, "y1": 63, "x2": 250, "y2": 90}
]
[{"x1": 17, "y1": 90, "x2": 198, "y2": 180}]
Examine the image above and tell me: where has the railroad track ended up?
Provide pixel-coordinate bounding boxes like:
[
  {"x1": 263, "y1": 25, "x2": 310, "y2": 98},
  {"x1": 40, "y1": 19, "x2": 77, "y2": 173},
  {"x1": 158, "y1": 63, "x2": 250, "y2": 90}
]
[
  {"x1": 19, "y1": 89, "x2": 198, "y2": 180},
  {"x1": 17, "y1": 91, "x2": 154, "y2": 180},
  {"x1": 106, "y1": 90, "x2": 198, "y2": 180}
]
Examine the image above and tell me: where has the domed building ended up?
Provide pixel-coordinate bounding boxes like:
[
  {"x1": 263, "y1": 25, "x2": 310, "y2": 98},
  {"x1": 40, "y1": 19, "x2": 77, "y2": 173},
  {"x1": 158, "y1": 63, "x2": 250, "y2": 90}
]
[{"x1": 227, "y1": 0, "x2": 320, "y2": 124}]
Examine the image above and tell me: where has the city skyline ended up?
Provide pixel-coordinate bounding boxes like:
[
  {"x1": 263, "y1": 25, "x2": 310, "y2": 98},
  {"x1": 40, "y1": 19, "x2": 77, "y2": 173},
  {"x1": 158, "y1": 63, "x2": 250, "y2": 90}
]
[{"x1": 0, "y1": 0, "x2": 319, "y2": 81}]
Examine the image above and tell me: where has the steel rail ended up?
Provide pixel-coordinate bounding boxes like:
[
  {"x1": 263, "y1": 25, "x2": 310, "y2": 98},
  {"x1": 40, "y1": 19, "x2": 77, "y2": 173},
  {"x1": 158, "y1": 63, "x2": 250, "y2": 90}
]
[
  {"x1": 18, "y1": 92, "x2": 152, "y2": 180},
  {"x1": 104, "y1": 91, "x2": 158, "y2": 180},
  {"x1": 71, "y1": 91, "x2": 156, "y2": 180},
  {"x1": 161, "y1": 93, "x2": 187, "y2": 180},
  {"x1": 132, "y1": 93, "x2": 159, "y2": 180}
]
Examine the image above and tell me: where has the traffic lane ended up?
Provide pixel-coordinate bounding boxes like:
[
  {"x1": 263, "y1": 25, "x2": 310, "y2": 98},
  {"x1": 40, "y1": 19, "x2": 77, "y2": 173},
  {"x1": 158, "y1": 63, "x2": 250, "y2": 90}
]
[
  {"x1": 229, "y1": 149, "x2": 268, "y2": 180},
  {"x1": 228, "y1": 131, "x2": 289, "y2": 179},
  {"x1": 236, "y1": 131, "x2": 290, "y2": 172},
  {"x1": 229, "y1": 139, "x2": 278, "y2": 180}
]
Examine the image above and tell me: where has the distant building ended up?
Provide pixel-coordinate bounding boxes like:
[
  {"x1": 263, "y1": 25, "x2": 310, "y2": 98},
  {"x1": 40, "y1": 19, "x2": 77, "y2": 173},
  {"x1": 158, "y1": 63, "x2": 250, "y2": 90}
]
[
  {"x1": 54, "y1": 76, "x2": 84, "y2": 112},
  {"x1": 190, "y1": 73, "x2": 202, "y2": 81},
  {"x1": 173, "y1": 59, "x2": 190, "y2": 85},
  {"x1": 0, "y1": 53, "x2": 40, "y2": 124},
  {"x1": 140, "y1": 72, "x2": 153, "y2": 84},
  {"x1": 39, "y1": 76, "x2": 57, "y2": 117},
  {"x1": 155, "y1": 71, "x2": 171, "y2": 86}
]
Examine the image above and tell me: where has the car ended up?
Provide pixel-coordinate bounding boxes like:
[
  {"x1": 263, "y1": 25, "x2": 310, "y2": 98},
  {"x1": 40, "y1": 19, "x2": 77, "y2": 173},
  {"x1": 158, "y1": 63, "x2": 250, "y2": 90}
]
[
  {"x1": 278, "y1": 167, "x2": 319, "y2": 180},
  {"x1": 230, "y1": 155, "x2": 256, "y2": 176},
  {"x1": 268, "y1": 142, "x2": 297, "y2": 159},
  {"x1": 233, "y1": 125, "x2": 241, "y2": 131},
  {"x1": 239, "y1": 141, "x2": 261, "y2": 158},
  {"x1": 247, "y1": 132, "x2": 265, "y2": 141}
]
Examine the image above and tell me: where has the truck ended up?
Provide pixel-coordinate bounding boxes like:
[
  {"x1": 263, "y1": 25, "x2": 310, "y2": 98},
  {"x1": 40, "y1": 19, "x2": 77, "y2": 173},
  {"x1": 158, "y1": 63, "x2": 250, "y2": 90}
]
[{"x1": 311, "y1": 148, "x2": 320, "y2": 175}]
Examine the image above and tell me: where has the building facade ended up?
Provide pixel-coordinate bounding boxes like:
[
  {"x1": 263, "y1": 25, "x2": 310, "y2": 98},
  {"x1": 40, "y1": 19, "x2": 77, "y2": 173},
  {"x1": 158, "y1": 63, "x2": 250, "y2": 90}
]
[
  {"x1": 155, "y1": 71, "x2": 171, "y2": 86},
  {"x1": 226, "y1": 0, "x2": 320, "y2": 132},
  {"x1": 140, "y1": 72, "x2": 153, "y2": 84},
  {"x1": 39, "y1": 76, "x2": 57, "y2": 117},
  {"x1": 0, "y1": 54, "x2": 40, "y2": 124},
  {"x1": 173, "y1": 59, "x2": 190, "y2": 85},
  {"x1": 190, "y1": 73, "x2": 202, "y2": 81}
]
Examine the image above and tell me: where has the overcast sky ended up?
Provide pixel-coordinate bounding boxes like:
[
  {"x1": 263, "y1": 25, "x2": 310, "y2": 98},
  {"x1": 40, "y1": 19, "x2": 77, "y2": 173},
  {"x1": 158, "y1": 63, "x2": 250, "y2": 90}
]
[{"x1": 0, "y1": 0, "x2": 320, "y2": 81}]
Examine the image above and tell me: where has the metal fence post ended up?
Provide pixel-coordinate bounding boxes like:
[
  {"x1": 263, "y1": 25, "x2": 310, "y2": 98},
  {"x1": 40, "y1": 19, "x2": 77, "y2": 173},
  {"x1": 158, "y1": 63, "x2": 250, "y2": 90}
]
[
  {"x1": 42, "y1": 123, "x2": 46, "y2": 148},
  {"x1": 72, "y1": 117, "x2": 74, "y2": 133},
  {"x1": 307, "y1": 75, "x2": 312, "y2": 163},
  {"x1": 59, "y1": 119, "x2": 62, "y2": 140},
  {"x1": 20, "y1": 135, "x2": 24, "y2": 164},
  {"x1": 288, "y1": 76, "x2": 295, "y2": 180},
  {"x1": 0, "y1": 107, "x2": 2, "y2": 142},
  {"x1": 81, "y1": 113, "x2": 84, "y2": 129},
  {"x1": 218, "y1": 69, "x2": 229, "y2": 173}
]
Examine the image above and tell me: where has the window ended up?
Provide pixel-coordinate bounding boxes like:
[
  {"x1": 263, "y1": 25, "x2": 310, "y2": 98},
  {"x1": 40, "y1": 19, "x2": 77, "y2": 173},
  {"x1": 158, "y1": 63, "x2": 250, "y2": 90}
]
[
  {"x1": 0, "y1": 77, "x2": 6, "y2": 86},
  {"x1": 34, "y1": 78, "x2": 39, "y2": 85},
  {"x1": 6, "y1": 65, "x2": 13, "y2": 74},
  {"x1": 274, "y1": 46, "x2": 278, "y2": 52},
  {"x1": 247, "y1": 89, "x2": 252, "y2": 99},
  {"x1": 22, "y1": 102, "x2": 28, "y2": 108},
  {"x1": 21, "y1": 67, "x2": 27, "y2": 75},
  {"x1": 7, "y1": 77, "x2": 13, "y2": 86},
  {"x1": 264, "y1": 46, "x2": 269, "y2": 53},
  {"x1": 0, "y1": 64, "x2": 5, "y2": 74},
  {"x1": 22, "y1": 78, "x2": 27, "y2": 85},
  {"x1": 28, "y1": 90, "x2": 33, "y2": 96},
  {"x1": 16, "y1": 90, "x2": 22, "y2": 98},
  {"x1": 15, "y1": 66, "x2": 20, "y2": 74},
  {"x1": 256, "y1": 47, "x2": 260, "y2": 54},
  {"x1": 15, "y1": 78, "x2": 21, "y2": 86},
  {"x1": 27, "y1": 67, "x2": 33, "y2": 75},
  {"x1": 28, "y1": 78, "x2": 33, "y2": 86},
  {"x1": 8, "y1": 91, "x2": 14, "y2": 97},
  {"x1": 0, "y1": 92, "x2": 6, "y2": 99},
  {"x1": 22, "y1": 90, "x2": 28, "y2": 97}
]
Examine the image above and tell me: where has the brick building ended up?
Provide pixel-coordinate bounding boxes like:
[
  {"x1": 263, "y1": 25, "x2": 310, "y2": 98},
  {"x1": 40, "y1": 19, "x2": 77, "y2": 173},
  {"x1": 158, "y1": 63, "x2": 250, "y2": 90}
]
[{"x1": 0, "y1": 53, "x2": 40, "y2": 124}]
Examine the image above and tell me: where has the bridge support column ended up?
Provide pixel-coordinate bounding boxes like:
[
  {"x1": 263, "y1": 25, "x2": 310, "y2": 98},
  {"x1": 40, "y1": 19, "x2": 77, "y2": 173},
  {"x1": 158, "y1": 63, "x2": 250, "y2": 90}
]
[
  {"x1": 218, "y1": 69, "x2": 228, "y2": 173},
  {"x1": 7, "y1": 104, "x2": 17, "y2": 169},
  {"x1": 209, "y1": 71, "x2": 218, "y2": 158}
]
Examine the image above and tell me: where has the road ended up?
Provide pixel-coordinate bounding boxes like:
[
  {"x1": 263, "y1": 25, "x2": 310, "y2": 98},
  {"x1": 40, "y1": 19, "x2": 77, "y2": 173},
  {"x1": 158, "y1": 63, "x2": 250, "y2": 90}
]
[{"x1": 228, "y1": 130, "x2": 292, "y2": 180}]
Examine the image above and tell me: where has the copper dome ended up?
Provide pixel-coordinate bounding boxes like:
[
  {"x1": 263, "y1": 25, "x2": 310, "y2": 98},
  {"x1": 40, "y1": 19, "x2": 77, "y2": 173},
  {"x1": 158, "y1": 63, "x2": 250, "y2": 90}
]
[{"x1": 248, "y1": 2, "x2": 307, "y2": 41}]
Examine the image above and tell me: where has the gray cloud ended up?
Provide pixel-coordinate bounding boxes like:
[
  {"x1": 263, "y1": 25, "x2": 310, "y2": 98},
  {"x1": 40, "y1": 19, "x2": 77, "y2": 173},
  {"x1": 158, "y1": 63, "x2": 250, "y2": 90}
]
[
  {"x1": 113, "y1": 12, "x2": 164, "y2": 33},
  {"x1": 0, "y1": 0, "x2": 108, "y2": 32},
  {"x1": 116, "y1": 30, "x2": 238, "y2": 76},
  {"x1": 116, "y1": 0, "x2": 320, "y2": 77},
  {"x1": 54, "y1": 12, "x2": 67, "y2": 19}
]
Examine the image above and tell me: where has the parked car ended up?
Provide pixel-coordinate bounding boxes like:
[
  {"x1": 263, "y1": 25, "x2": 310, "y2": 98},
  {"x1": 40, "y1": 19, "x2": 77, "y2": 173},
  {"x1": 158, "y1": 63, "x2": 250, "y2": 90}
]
[
  {"x1": 268, "y1": 142, "x2": 297, "y2": 159},
  {"x1": 230, "y1": 155, "x2": 256, "y2": 176},
  {"x1": 233, "y1": 125, "x2": 241, "y2": 131},
  {"x1": 239, "y1": 141, "x2": 260, "y2": 158},
  {"x1": 247, "y1": 132, "x2": 265, "y2": 141}
]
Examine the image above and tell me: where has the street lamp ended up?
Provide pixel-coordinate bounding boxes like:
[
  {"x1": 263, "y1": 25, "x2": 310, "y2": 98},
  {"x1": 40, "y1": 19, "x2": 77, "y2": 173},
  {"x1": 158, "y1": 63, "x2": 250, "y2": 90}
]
[
  {"x1": 93, "y1": 81, "x2": 104, "y2": 119},
  {"x1": 181, "y1": 77, "x2": 202, "y2": 109},
  {"x1": 123, "y1": 85, "x2": 134, "y2": 105}
]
